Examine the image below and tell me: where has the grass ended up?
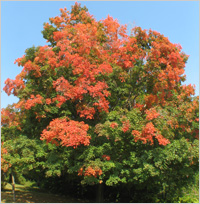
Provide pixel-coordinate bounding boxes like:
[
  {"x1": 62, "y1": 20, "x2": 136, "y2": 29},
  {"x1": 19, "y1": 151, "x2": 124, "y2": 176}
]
[{"x1": 1, "y1": 183, "x2": 88, "y2": 203}]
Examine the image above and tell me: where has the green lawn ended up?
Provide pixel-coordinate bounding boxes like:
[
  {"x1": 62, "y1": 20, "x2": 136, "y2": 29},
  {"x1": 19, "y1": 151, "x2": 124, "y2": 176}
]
[{"x1": 1, "y1": 183, "x2": 87, "y2": 203}]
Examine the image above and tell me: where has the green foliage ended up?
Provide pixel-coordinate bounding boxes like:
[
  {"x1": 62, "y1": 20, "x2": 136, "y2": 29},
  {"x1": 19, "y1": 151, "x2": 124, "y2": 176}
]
[{"x1": 2, "y1": 135, "x2": 46, "y2": 174}]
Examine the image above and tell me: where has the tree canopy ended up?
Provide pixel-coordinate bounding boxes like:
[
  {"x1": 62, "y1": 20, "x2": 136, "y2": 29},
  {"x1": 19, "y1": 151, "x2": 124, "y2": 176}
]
[{"x1": 1, "y1": 3, "x2": 199, "y2": 202}]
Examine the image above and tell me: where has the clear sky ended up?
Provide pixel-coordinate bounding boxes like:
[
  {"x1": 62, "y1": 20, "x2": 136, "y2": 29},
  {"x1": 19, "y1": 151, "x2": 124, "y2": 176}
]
[{"x1": 1, "y1": 1, "x2": 199, "y2": 109}]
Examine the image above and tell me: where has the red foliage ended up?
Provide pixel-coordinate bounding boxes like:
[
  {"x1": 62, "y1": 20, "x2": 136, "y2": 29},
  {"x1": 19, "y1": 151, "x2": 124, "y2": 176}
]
[
  {"x1": 1, "y1": 142, "x2": 11, "y2": 173},
  {"x1": 193, "y1": 129, "x2": 199, "y2": 139},
  {"x1": 110, "y1": 122, "x2": 118, "y2": 129},
  {"x1": 45, "y1": 98, "x2": 52, "y2": 105},
  {"x1": 1, "y1": 107, "x2": 21, "y2": 130},
  {"x1": 4, "y1": 5, "x2": 193, "y2": 119},
  {"x1": 155, "y1": 134, "x2": 170, "y2": 146},
  {"x1": 102, "y1": 155, "x2": 111, "y2": 161},
  {"x1": 132, "y1": 130, "x2": 141, "y2": 138},
  {"x1": 133, "y1": 122, "x2": 169, "y2": 146},
  {"x1": 1, "y1": 108, "x2": 16, "y2": 126},
  {"x1": 24, "y1": 94, "x2": 44, "y2": 110},
  {"x1": 84, "y1": 166, "x2": 103, "y2": 177},
  {"x1": 145, "y1": 108, "x2": 160, "y2": 121},
  {"x1": 23, "y1": 60, "x2": 41, "y2": 77},
  {"x1": 40, "y1": 118, "x2": 91, "y2": 148},
  {"x1": 3, "y1": 4, "x2": 198, "y2": 154},
  {"x1": 122, "y1": 120, "x2": 130, "y2": 133},
  {"x1": 52, "y1": 95, "x2": 67, "y2": 108},
  {"x1": 134, "y1": 103, "x2": 144, "y2": 111},
  {"x1": 78, "y1": 165, "x2": 103, "y2": 178},
  {"x1": 76, "y1": 104, "x2": 96, "y2": 119},
  {"x1": 145, "y1": 94, "x2": 158, "y2": 109},
  {"x1": 3, "y1": 77, "x2": 25, "y2": 96}
]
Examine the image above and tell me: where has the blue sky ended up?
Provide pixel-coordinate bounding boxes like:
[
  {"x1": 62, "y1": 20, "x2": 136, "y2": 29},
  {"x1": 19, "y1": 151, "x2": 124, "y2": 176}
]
[{"x1": 1, "y1": 1, "x2": 199, "y2": 109}]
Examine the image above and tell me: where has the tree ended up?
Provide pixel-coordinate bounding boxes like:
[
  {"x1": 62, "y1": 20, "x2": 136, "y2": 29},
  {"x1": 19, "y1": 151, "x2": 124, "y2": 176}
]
[{"x1": 2, "y1": 2, "x2": 199, "y2": 202}]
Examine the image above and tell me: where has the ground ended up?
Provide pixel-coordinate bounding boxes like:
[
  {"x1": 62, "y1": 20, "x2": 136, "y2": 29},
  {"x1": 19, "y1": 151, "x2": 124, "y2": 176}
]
[{"x1": 1, "y1": 183, "x2": 87, "y2": 203}]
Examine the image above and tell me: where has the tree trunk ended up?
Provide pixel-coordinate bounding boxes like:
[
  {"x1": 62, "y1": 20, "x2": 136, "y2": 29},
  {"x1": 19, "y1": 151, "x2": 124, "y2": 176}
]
[
  {"x1": 96, "y1": 183, "x2": 104, "y2": 203},
  {"x1": 11, "y1": 173, "x2": 16, "y2": 202}
]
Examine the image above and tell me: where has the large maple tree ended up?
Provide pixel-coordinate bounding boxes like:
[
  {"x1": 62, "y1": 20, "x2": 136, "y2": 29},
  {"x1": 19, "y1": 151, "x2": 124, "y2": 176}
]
[{"x1": 2, "y1": 3, "x2": 199, "y2": 202}]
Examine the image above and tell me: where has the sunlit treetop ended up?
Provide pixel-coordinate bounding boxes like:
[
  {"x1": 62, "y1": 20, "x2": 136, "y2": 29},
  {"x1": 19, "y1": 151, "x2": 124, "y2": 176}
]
[{"x1": 2, "y1": 2, "x2": 198, "y2": 150}]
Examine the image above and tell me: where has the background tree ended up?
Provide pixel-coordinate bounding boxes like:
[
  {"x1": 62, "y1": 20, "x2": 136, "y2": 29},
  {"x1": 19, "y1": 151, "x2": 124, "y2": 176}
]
[{"x1": 2, "y1": 2, "x2": 199, "y2": 202}]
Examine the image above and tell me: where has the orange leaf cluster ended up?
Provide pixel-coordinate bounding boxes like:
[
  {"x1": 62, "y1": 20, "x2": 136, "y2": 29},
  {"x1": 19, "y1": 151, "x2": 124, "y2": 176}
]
[
  {"x1": 1, "y1": 143, "x2": 11, "y2": 173},
  {"x1": 3, "y1": 76, "x2": 25, "y2": 96},
  {"x1": 84, "y1": 166, "x2": 103, "y2": 177},
  {"x1": 133, "y1": 122, "x2": 169, "y2": 146},
  {"x1": 145, "y1": 108, "x2": 160, "y2": 120},
  {"x1": 134, "y1": 103, "x2": 144, "y2": 111},
  {"x1": 102, "y1": 155, "x2": 111, "y2": 161},
  {"x1": 23, "y1": 60, "x2": 41, "y2": 77},
  {"x1": 45, "y1": 98, "x2": 52, "y2": 105},
  {"x1": 110, "y1": 122, "x2": 118, "y2": 129},
  {"x1": 52, "y1": 94, "x2": 67, "y2": 108},
  {"x1": 76, "y1": 104, "x2": 96, "y2": 119},
  {"x1": 121, "y1": 120, "x2": 130, "y2": 133},
  {"x1": 40, "y1": 118, "x2": 91, "y2": 148},
  {"x1": 1, "y1": 107, "x2": 21, "y2": 129},
  {"x1": 24, "y1": 94, "x2": 44, "y2": 110}
]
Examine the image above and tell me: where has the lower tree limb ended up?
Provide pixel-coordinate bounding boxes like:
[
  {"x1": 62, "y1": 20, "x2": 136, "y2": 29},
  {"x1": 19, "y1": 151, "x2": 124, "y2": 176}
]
[{"x1": 96, "y1": 183, "x2": 104, "y2": 203}]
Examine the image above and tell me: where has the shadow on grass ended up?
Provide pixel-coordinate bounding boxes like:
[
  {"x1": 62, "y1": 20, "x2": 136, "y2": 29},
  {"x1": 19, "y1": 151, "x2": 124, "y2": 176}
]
[{"x1": 1, "y1": 184, "x2": 87, "y2": 203}]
